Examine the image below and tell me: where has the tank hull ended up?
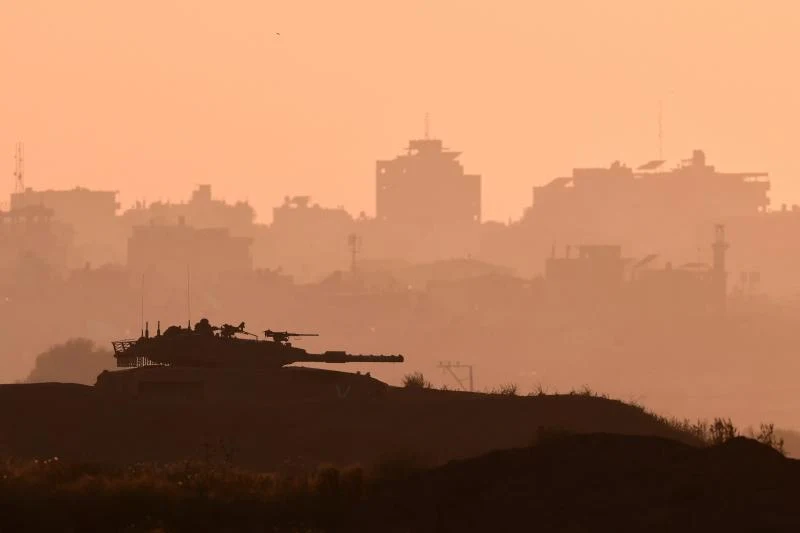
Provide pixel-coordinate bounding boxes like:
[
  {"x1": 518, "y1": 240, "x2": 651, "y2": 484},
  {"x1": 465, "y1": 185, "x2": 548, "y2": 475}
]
[{"x1": 95, "y1": 365, "x2": 390, "y2": 403}]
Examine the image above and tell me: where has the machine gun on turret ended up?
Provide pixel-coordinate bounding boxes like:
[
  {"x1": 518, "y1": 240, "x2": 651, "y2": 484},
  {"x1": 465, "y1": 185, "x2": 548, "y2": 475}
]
[
  {"x1": 216, "y1": 322, "x2": 257, "y2": 339},
  {"x1": 264, "y1": 329, "x2": 318, "y2": 345}
]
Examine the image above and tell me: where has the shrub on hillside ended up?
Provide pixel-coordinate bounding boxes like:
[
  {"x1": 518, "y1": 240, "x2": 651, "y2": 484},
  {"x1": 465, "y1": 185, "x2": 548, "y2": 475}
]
[
  {"x1": 753, "y1": 423, "x2": 785, "y2": 455},
  {"x1": 708, "y1": 417, "x2": 738, "y2": 445},
  {"x1": 402, "y1": 372, "x2": 431, "y2": 389},
  {"x1": 491, "y1": 383, "x2": 518, "y2": 396}
]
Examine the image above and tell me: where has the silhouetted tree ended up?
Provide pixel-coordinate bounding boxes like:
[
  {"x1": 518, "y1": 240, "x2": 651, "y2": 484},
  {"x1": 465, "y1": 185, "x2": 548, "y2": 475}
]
[
  {"x1": 754, "y1": 423, "x2": 786, "y2": 455},
  {"x1": 708, "y1": 417, "x2": 738, "y2": 445},
  {"x1": 25, "y1": 338, "x2": 114, "y2": 385}
]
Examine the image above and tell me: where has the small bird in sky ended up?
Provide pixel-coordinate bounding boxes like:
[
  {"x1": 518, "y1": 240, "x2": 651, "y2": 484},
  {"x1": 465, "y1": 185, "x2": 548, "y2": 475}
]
[{"x1": 275, "y1": 32, "x2": 280, "y2": 36}]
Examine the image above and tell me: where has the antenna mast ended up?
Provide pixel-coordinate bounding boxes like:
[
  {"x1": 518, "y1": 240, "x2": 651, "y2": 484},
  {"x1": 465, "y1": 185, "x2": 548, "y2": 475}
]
[
  {"x1": 658, "y1": 100, "x2": 663, "y2": 160},
  {"x1": 13, "y1": 142, "x2": 24, "y2": 193},
  {"x1": 424, "y1": 112, "x2": 430, "y2": 140},
  {"x1": 187, "y1": 265, "x2": 191, "y2": 329},
  {"x1": 140, "y1": 273, "x2": 145, "y2": 337}
]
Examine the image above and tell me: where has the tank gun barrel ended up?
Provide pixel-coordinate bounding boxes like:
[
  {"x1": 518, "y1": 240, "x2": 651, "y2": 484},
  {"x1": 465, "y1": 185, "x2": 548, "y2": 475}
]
[
  {"x1": 264, "y1": 330, "x2": 319, "y2": 344},
  {"x1": 298, "y1": 351, "x2": 404, "y2": 364},
  {"x1": 264, "y1": 330, "x2": 318, "y2": 337}
]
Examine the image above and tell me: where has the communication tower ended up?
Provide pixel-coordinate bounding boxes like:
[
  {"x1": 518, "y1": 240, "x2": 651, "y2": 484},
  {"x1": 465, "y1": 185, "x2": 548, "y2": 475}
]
[
  {"x1": 347, "y1": 233, "x2": 362, "y2": 273},
  {"x1": 711, "y1": 224, "x2": 729, "y2": 314}
]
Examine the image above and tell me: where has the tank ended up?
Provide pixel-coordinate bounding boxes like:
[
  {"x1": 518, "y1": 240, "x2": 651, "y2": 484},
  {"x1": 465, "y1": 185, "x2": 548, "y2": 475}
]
[{"x1": 111, "y1": 318, "x2": 404, "y2": 369}]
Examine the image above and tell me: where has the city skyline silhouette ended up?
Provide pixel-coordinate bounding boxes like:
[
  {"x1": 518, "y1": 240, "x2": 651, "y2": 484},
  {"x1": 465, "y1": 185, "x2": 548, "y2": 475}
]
[{"x1": 2, "y1": 1, "x2": 800, "y2": 223}]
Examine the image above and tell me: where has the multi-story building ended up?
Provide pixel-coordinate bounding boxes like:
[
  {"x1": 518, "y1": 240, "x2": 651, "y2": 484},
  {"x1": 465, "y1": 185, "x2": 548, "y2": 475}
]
[
  {"x1": 10, "y1": 187, "x2": 121, "y2": 267},
  {"x1": 262, "y1": 196, "x2": 355, "y2": 283},
  {"x1": 372, "y1": 136, "x2": 482, "y2": 262},
  {"x1": 516, "y1": 150, "x2": 770, "y2": 277},
  {"x1": 0, "y1": 205, "x2": 72, "y2": 285},
  {"x1": 127, "y1": 218, "x2": 252, "y2": 285},
  {"x1": 120, "y1": 185, "x2": 256, "y2": 238},
  {"x1": 376, "y1": 138, "x2": 481, "y2": 226}
]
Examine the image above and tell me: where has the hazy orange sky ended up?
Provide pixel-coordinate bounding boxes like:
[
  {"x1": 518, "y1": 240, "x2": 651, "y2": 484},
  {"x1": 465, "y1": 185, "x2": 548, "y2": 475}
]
[{"x1": 1, "y1": 1, "x2": 799, "y2": 223}]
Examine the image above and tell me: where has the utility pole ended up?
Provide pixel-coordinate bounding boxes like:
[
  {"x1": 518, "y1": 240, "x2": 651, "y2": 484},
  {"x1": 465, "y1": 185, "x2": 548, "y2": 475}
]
[{"x1": 438, "y1": 361, "x2": 474, "y2": 391}]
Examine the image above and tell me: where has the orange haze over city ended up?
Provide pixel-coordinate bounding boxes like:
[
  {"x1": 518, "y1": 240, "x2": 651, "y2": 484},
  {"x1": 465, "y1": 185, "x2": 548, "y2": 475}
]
[
  {"x1": 4, "y1": 5, "x2": 800, "y2": 527},
  {"x1": 2, "y1": 0, "x2": 799, "y2": 222}
]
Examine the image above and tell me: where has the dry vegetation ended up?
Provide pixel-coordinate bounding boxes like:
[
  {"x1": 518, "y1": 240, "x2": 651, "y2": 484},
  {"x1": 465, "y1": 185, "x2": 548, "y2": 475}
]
[
  {"x1": 404, "y1": 373, "x2": 786, "y2": 455},
  {"x1": 0, "y1": 419, "x2": 793, "y2": 532},
  {"x1": 0, "y1": 450, "x2": 428, "y2": 532},
  {"x1": 401, "y1": 371, "x2": 431, "y2": 388}
]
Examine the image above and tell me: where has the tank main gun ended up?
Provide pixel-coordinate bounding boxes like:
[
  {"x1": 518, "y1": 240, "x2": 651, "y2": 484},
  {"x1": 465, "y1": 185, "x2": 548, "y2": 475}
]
[{"x1": 264, "y1": 330, "x2": 319, "y2": 345}]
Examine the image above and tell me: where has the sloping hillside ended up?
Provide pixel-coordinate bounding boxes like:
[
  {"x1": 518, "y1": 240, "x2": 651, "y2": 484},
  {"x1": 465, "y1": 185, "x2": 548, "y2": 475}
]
[{"x1": 0, "y1": 380, "x2": 695, "y2": 470}]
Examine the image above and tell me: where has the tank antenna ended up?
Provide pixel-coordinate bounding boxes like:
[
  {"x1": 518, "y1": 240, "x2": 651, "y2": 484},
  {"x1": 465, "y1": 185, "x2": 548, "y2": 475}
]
[
  {"x1": 187, "y1": 265, "x2": 191, "y2": 329},
  {"x1": 140, "y1": 273, "x2": 144, "y2": 338}
]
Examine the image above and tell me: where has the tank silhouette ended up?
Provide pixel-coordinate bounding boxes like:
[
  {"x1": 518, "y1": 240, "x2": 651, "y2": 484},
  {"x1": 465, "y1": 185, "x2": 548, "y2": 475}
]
[{"x1": 111, "y1": 318, "x2": 404, "y2": 369}]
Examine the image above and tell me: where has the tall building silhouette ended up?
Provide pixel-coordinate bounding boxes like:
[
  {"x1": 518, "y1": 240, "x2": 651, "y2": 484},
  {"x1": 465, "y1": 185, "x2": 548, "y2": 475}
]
[{"x1": 376, "y1": 138, "x2": 481, "y2": 227}]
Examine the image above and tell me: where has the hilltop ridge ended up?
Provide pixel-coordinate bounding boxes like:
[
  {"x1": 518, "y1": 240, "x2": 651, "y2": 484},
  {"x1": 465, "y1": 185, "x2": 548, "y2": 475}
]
[{"x1": 0, "y1": 379, "x2": 697, "y2": 470}]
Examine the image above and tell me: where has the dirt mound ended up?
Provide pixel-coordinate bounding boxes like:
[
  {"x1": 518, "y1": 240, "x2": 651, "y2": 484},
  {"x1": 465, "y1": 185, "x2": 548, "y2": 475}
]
[
  {"x1": 355, "y1": 433, "x2": 800, "y2": 532},
  {"x1": 776, "y1": 428, "x2": 800, "y2": 458},
  {"x1": 705, "y1": 436, "x2": 787, "y2": 465}
]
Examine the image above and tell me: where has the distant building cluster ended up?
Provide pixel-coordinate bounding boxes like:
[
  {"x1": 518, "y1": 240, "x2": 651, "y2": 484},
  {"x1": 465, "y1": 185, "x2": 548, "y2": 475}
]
[
  {"x1": 3, "y1": 131, "x2": 798, "y2": 304},
  {"x1": 5, "y1": 133, "x2": 800, "y2": 391}
]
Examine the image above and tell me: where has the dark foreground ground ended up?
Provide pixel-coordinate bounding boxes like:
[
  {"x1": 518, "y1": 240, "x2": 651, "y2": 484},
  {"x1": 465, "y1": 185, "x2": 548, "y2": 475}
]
[
  {"x1": 1, "y1": 377, "x2": 796, "y2": 531},
  {"x1": 0, "y1": 433, "x2": 797, "y2": 532},
  {"x1": 359, "y1": 433, "x2": 800, "y2": 532}
]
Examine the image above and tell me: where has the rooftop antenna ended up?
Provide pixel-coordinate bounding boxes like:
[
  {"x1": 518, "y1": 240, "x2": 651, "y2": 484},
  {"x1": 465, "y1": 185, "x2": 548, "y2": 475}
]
[
  {"x1": 13, "y1": 142, "x2": 24, "y2": 193},
  {"x1": 424, "y1": 112, "x2": 430, "y2": 140},
  {"x1": 658, "y1": 99, "x2": 663, "y2": 160}
]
